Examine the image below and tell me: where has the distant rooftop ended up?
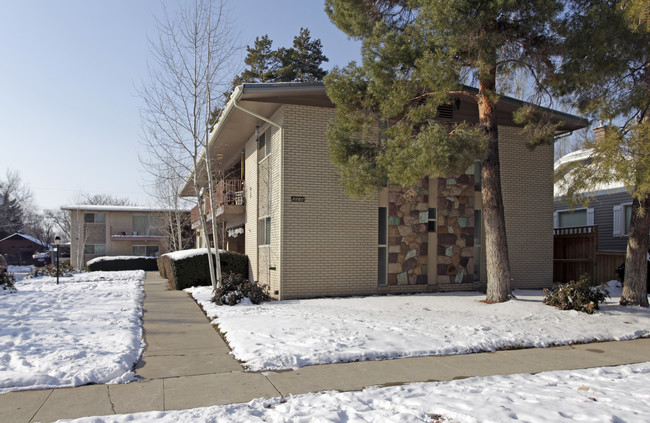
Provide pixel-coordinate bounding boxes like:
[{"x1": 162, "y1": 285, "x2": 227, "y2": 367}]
[{"x1": 61, "y1": 205, "x2": 191, "y2": 213}]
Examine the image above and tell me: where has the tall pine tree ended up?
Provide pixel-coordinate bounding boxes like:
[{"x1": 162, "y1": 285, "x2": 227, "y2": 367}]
[
  {"x1": 229, "y1": 28, "x2": 329, "y2": 91},
  {"x1": 325, "y1": 0, "x2": 565, "y2": 303}
]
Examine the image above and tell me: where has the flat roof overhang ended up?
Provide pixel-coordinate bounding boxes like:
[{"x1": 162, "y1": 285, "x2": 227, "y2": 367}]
[
  {"x1": 180, "y1": 83, "x2": 333, "y2": 197},
  {"x1": 180, "y1": 82, "x2": 588, "y2": 197}
]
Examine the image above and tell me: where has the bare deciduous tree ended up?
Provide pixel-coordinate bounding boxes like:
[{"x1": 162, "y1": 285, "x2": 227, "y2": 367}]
[
  {"x1": 0, "y1": 169, "x2": 33, "y2": 238},
  {"x1": 139, "y1": 0, "x2": 237, "y2": 290}
]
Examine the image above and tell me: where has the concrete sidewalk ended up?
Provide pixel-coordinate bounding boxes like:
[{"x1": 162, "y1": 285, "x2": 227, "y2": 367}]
[{"x1": 2, "y1": 272, "x2": 650, "y2": 423}]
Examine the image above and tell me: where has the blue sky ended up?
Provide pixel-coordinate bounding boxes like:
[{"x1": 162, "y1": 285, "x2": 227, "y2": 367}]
[{"x1": 0, "y1": 1, "x2": 361, "y2": 210}]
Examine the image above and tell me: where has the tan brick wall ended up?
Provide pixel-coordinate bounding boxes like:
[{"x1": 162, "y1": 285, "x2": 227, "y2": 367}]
[
  {"x1": 499, "y1": 125, "x2": 554, "y2": 289},
  {"x1": 244, "y1": 108, "x2": 284, "y2": 296},
  {"x1": 245, "y1": 124, "x2": 259, "y2": 284},
  {"x1": 280, "y1": 105, "x2": 377, "y2": 299},
  {"x1": 68, "y1": 209, "x2": 169, "y2": 268}
]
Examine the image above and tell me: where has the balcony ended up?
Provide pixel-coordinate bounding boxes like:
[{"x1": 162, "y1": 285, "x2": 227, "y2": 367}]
[
  {"x1": 190, "y1": 179, "x2": 245, "y2": 228},
  {"x1": 215, "y1": 179, "x2": 245, "y2": 208},
  {"x1": 110, "y1": 226, "x2": 164, "y2": 242}
]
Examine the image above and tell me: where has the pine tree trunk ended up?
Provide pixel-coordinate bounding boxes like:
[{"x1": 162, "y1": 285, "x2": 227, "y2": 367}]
[
  {"x1": 620, "y1": 197, "x2": 650, "y2": 307},
  {"x1": 477, "y1": 73, "x2": 512, "y2": 303}
]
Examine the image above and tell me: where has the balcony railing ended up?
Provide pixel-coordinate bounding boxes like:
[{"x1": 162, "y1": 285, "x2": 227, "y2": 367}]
[
  {"x1": 110, "y1": 226, "x2": 163, "y2": 241},
  {"x1": 216, "y1": 179, "x2": 245, "y2": 207},
  {"x1": 190, "y1": 179, "x2": 245, "y2": 227}
]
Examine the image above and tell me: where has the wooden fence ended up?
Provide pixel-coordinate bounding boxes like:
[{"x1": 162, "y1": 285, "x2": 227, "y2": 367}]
[
  {"x1": 553, "y1": 225, "x2": 626, "y2": 283},
  {"x1": 595, "y1": 252, "x2": 626, "y2": 283},
  {"x1": 553, "y1": 226, "x2": 597, "y2": 283}
]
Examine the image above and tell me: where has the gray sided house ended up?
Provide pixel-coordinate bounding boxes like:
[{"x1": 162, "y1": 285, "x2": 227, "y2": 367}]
[
  {"x1": 183, "y1": 82, "x2": 587, "y2": 300},
  {"x1": 553, "y1": 148, "x2": 633, "y2": 281}
]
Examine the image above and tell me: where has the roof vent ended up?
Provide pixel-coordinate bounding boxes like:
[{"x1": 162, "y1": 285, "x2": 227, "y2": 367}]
[{"x1": 436, "y1": 104, "x2": 454, "y2": 120}]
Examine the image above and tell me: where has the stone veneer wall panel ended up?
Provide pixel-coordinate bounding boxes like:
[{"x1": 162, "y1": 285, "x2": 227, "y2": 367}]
[
  {"x1": 386, "y1": 181, "x2": 429, "y2": 286},
  {"x1": 280, "y1": 105, "x2": 377, "y2": 299}
]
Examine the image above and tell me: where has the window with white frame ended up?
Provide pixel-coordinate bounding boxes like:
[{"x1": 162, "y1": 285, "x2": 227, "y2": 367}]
[
  {"x1": 258, "y1": 216, "x2": 271, "y2": 245},
  {"x1": 613, "y1": 202, "x2": 633, "y2": 237},
  {"x1": 132, "y1": 245, "x2": 159, "y2": 256},
  {"x1": 553, "y1": 208, "x2": 594, "y2": 228},
  {"x1": 257, "y1": 130, "x2": 271, "y2": 161}
]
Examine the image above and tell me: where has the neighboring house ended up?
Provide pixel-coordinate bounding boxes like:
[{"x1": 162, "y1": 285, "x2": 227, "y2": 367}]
[
  {"x1": 0, "y1": 233, "x2": 48, "y2": 265},
  {"x1": 181, "y1": 82, "x2": 587, "y2": 300},
  {"x1": 553, "y1": 146, "x2": 631, "y2": 281},
  {"x1": 62, "y1": 205, "x2": 185, "y2": 269},
  {"x1": 553, "y1": 147, "x2": 632, "y2": 253}
]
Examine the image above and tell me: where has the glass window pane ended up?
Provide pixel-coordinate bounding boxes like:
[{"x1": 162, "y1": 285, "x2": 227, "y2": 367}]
[
  {"x1": 474, "y1": 210, "x2": 481, "y2": 245},
  {"x1": 378, "y1": 246, "x2": 387, "y2": 285},
  {"x1": 133, "y1": 215, "x2": 148, "y2": 235},
  {"x1": 378, "y1": 207, "x2": 387, "y2": 245},
  {"x1": 474, "y1": 162, "x2": 481, "y2": 192},
  {"x1": 84, "y1": 245, "x2": 94, "y2": 254},
  {"x1": 625, "y1": 205, "x2": 632, "y2": 234},
  {"x1": 95, "y1": 245, "x2": 106, "y2": 255},
  {"x1": 428, "y1": 208, "x2": 436, "y2": 220},
  {"x1": 84, "y1": 213, "x2": 94, "y2": 223},
  {"x1": 559, "y1": 210, "x2": 587, "y2": 228},
  {"x1": 265, "y1": 217, "x2": 271, "y2": 244},
  {"x1": 428, "y1": 221, "x2": 436, "y2": 232},
  {"x1": 474, "y1": 245, "x2": 481, "y2": 281},
  {"x1": 132, "y1": 246, "x2": 145, "y2": 256},
  {"x1": 146, "y1": 246, "x2": 160, "y2": 256},
  {"x1": 95, "y1": 213, "x2": 105, "y2": 223}
]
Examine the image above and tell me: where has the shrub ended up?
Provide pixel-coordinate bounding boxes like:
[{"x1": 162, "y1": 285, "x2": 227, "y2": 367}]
[
  {"x1": 87, "y1": 256, "x2": 158, "y2": 272},
  {"x1": 1, "y1": 272, "x2": 17, "y2": 294},
  {"x1": 165, "y1": 250, "x2": 249, "y2": 290},
  {"x1": 157, "y1": 255, "x2": 167, "y2": 278},
  {"x1": 543, "y1": 274, "x2": 610, "y2": 314},
  {"x1": 30, "y1": 262, "x2": 76, "y2": 277},
  {"x1": 211, "y1": 272, "x2": 269, "y2": 306}
]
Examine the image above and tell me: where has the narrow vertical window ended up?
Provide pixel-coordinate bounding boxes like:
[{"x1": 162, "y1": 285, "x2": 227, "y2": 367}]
[
  {"x1": 258, "y1": 216, "x2": 271, "y2": 245},
  {"x1": 474, "y1": 210, "x2": 481, "y2": 281},
  {"x1": 378, "y1": 207, "x2": 387, "y2": 285},
  {"x1": 428, "y1": 208, "x2": 437, "y2": 232},
  {"x1": 474, "y1": 161, "x2": 482, "y2": 192}
]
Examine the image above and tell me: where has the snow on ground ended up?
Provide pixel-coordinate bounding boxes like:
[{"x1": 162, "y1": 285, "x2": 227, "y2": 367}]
[
  {"x1": 7, "y1": 265, "x2": 32, "y2": 282},
  {"x1": 0, "y1": 270, "x2": 145, "y2": 394},
  {"x1": 58, "y1": 362, "x2": 650, "y2": 423},
  {"x1": 86, "y1": 256, "x2": 156, "y2": 265},
  {"x1": 187, "y1": 281, "x2": 650, "y2": 371}
]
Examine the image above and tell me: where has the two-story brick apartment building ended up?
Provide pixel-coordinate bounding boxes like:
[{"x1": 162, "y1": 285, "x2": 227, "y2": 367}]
[
  {"x1": 62, "y1": 205, "x2": 181, "y2": 269},
  {"x1": 182, "y1": 82, "x2": 587, "y2": 300}
]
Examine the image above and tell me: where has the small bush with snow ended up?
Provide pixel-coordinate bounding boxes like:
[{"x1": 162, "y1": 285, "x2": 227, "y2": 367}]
[
  {"x1": 1, "y1": 272, "x2": 17, "y2": 294},
  {"x1": 211, "y1": 272, "x2": 269, "y2": 306},
  {"x1": 30, "y1": 261, "x2": 75, "y2": 278},
  {"x1": 543, "y1": 274, "x2": 610, "y2": 314}
]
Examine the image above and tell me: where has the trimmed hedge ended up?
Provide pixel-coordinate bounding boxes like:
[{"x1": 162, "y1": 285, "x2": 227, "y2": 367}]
[
  {"x1": 87, "y1": 257, "x2": 159, "y2": 272},
  {"x1": 157, "y1": 255, "x2": 167, "y2": 278},
  {"x1": 161, "y1": 250, "x2": 249, "y2": 290}
]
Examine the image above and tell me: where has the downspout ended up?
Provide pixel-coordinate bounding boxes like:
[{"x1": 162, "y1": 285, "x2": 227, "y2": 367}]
[{"x1": 233, "y1": 102, "x2": 283, "y2": 300}]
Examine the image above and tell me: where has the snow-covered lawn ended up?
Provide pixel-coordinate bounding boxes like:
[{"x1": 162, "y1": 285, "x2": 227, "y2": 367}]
[
  {"x1": 0, "y1": 270, "x2": 145, "y2": 394},
  {"x1": 187, "y1": 282, "x2": 650, "y2": 371},
  {"x1": 58, "y1": 362, "x2": 650, "y2": 423}
]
